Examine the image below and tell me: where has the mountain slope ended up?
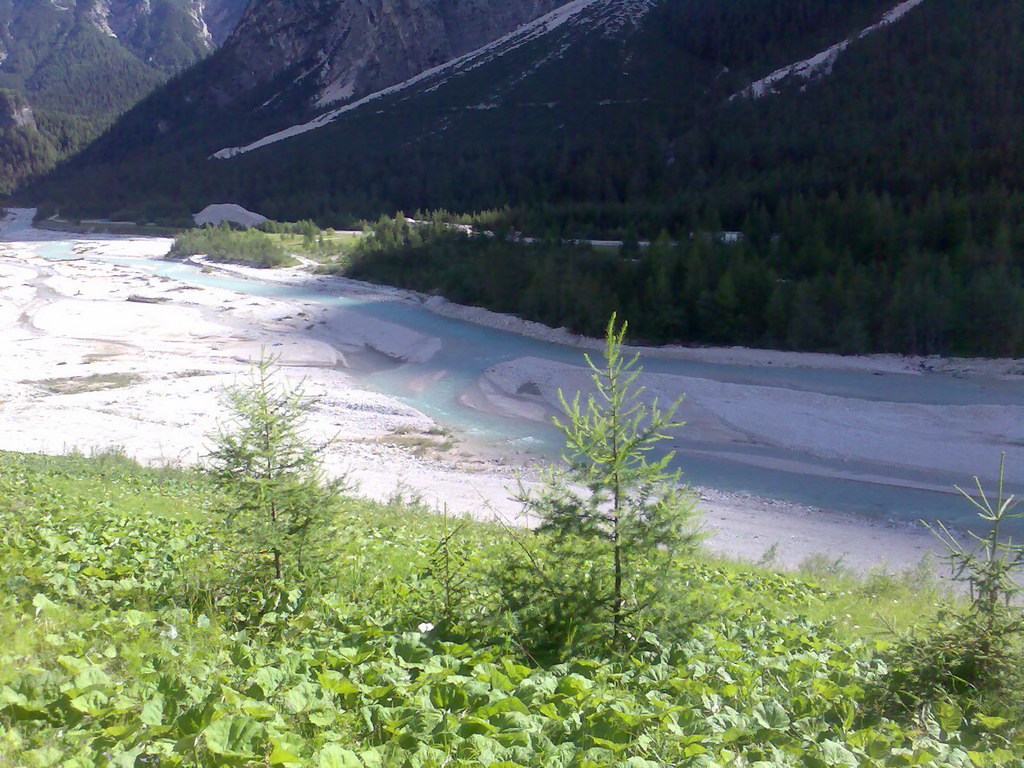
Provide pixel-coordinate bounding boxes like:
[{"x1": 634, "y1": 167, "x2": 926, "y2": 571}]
[
  {"x1": 220, "y1": 0, "x2": 568, "y2": 111},
  {"x1": 0, "y1": 0, "x2": 248, "y2": 192},
  {"x1": 62, "y1": 0, "x2": 569, "y2": 177},
  {"x1": 728, "y1": 0, "x2": 927, "y2": 100},
  {"x1": 30, "y1": 0, "x2": 1021, "y2": 228}
]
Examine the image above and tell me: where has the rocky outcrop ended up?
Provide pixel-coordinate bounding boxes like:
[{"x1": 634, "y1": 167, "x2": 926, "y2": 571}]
[
  {"x1": 1, "y1": 0, "x2": 248, "y2": 61},
  {"x1": 90, "y1": 0, "x2": 250, "y2": 55},
  {"x1": 198, "y1": 0, "x2": 250, "y2": 45},
  {"x1": 217, "y1": 0, "x2": 567, "y2": 108},
  {"x1": 81, "y1": 0, "x2": 118, "y2": 38},
  {"x1": 0, "y1": 90, "x2": 37, "y2": 131}
]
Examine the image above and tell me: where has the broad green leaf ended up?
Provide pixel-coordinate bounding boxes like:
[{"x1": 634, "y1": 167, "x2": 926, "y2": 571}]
[
  {"x1": 975, "y1": 714, "x2": 1008, "y2": 729},
  {"x1": 73, "y1": 665, "x2": 112, "y2": 690},
  {"x1": 751, "y1": 701, "x2": 790, "y2": 730},
  {"x1": 309, "y1": 711, "x2": 336, "y2": 727},
  {"x1": 140, "y1": 695, "x2": 165, "y2": 726},
  {"x1": 283, "y1": 683, "x2": 317, "y2": 714},
  {"x1": 269, "y1": 731, "x2": 306, "y2": 766},
  {"x1": 459, "y1": 716, "x2": 497, "y2": 737},
  {"x1": 0, "y1": 687, "x2": 29, "y2": 708},
  {"x1": 69, "y1": 690, "x2": 110, "y2": 715},
  {"x1": 477, "y1": 697, "x2": 530, "y2": 719},
  {"x1": 316, "y1": 744, "x2": 362, "y2": 768},
  {"x1": 203, "y1": 715, "x2": 266, "y2": 757},
  {"x1": 429, "y1": 682, "x2": 469, "y2": 710},
  {"x1": 813, "y1": 740, "x2": 859, "y2": 768},
  {"x1": 319, "y1": 671, "x2": 360, "y2": 695},
  {"x1": 254, "y1": 666, "x2": 290, "y2": 697},
  {"x1": 935, "y1": 701, "x2": 963, "y2": 734},
  {"x1": 31, "y1": 594, "x2": 58, "y2": 616},
  {"x1": 24, "y1": 746, "x2": 62, "y2": 767}
]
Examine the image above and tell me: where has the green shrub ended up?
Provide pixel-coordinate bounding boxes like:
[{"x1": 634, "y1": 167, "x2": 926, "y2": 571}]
[
  {"x1": 878, "y1": 457, "x2": 1024, "y2": 717},
  {"x1": 170, "y1": 224, "x2": 294, "y2": 267},
  {"x1": 205, "y1": 355, "x2": 346, "y2": 586},
  {"x1": 509, "y1": 316, "x2": 701, "y2": 654}
]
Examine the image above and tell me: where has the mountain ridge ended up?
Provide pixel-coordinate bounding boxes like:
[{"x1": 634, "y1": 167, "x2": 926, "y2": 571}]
[
  {"x1": 189, "y1": 0, "x2": 568, "y2": 125},
  {"x1": 729, "y1": 0, "x2": 927, "y2": 100},
  {"x1": 212, "y1": 0, "x2": 642, "y2": 160}
]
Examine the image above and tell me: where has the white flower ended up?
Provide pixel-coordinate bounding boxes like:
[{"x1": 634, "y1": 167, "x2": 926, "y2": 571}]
[{"x1": 417, "y1": 622, "x2": 434, "y2": 634}]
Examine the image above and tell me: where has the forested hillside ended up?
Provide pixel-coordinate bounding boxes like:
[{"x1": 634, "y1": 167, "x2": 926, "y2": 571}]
[
  {"x1": 0, "y1": 0, "x2": 248, "y2": 192},
  {"x1": 26, "y1": 0, "x2": 1021, "y2": 222}
]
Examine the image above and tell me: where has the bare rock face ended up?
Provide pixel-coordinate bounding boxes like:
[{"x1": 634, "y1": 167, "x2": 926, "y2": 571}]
[
  {"x1": 81, "y1": 0, "x2": 118, "y2": 38},
  {"x1": 219, "y1": 0, "x2": 567, "y2": 107},
  {"x1": 198, "y1": 0, "x2": 250, "y2": 45},
  {"x1": 0, "y1": 90, "x2": 37, "y2": 131},
  {"x1": 93, "y1": 0, "x2": 250, "y2": 54}
]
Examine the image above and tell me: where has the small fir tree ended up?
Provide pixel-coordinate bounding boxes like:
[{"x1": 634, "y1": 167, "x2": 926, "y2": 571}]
[
  {"x1": 206, "y1": 354, "x2": 343, "y2": 582},
  {"x1": 518, "y1": 315, "x2": 700, "y2": 647},
  {"x1": 925, "y1": 455, "x2": 1023, "y2": 681},
  {"x1": 883, "y1": 457, "x2": 1023, "y2": 709}
]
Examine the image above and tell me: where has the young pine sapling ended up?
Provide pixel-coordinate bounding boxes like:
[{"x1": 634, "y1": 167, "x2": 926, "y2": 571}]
[
  {"x1": 518, "y1": 315, "x2": 700, "y2": 647},
  {"x1": 206, "y1": 354, "x2": 344, "y2": 583}
]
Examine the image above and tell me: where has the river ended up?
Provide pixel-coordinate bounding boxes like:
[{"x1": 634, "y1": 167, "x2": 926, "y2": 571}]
[{"x1": 13, "y1": 218, "x2": 1024, "y2": 536}]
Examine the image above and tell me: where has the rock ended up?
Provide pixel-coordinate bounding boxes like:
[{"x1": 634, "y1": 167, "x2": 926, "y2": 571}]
[
  {"x1": 0, "y1": 90, "x2": 36, "y2": 132},
  {"x1": 193, "y1": 203, "x2": 268, "y2": 228},
  {"x1": 199, "y1": 0, "x2": 566, "y2": 108}
]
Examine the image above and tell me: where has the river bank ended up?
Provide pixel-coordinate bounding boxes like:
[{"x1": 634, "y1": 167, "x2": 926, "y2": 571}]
[
  {"x1": 1, "y1": 208, "x2": 1018, "y2": 573},
  {"x1": 191, "y1": 253, "x2": 1024, "y2": 380}
]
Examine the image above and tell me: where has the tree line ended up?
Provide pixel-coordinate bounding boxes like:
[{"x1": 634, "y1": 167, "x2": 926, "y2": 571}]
[
  {"x1": 343, "y1": 191, "x2": 1023, "y2": 358},
  {"x1": 170, "y1": 224, "x2": 294, "y2": 267}
]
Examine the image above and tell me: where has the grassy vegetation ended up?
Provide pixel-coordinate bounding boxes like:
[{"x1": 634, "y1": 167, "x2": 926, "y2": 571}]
[
  {"x1": 382, "y1": 427, "x2": 456, "y2": 458},
  {"x1": 256, "y1": 219, "x2": 362, "y2": 264},
  {"x1": 169, "y1": 225, "x2": 297, "y2": 268},
  {"x1": 1, "y1": 447, "x2": 1022, "y2": 767},
  {"x1": 29, "y1": 372, "x2": 143, "y2": 395},
  {"x1": 35, "y1": 219, "x2": 184, "y2": 237},
  {"x1": 264, "y1": 232, "x2": 361, "y2": 264},
  {"x1": 169, "y1": 220, "x2": 363, "y2": 269}
]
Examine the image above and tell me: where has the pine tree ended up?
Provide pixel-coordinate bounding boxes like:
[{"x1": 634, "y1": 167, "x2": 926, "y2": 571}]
[
  {"x1": 518, "y1": 316, "x2": 701, "y2": 647},
  {"x1": 206, "y1": 354, "x2": 344, "y2": 582}
]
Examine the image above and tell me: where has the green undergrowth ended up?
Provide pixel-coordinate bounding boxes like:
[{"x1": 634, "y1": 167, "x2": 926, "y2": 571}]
[
  {"x1": 1, "y1": 451, "x2": 1021, "y2": 767},
  {"x1": 36, "y1": 220, "x2": 185, "y2": 238},
  {"x1": 169, "y1": 226, "x2": 297, "y2": 268},
  {"x1": 169, "y1": 220, "x2": 361, "y2": 269}
]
